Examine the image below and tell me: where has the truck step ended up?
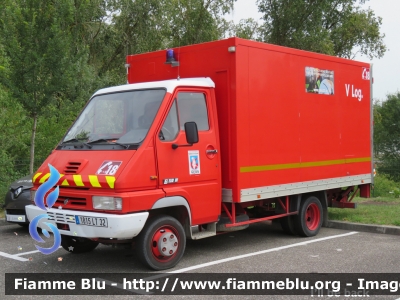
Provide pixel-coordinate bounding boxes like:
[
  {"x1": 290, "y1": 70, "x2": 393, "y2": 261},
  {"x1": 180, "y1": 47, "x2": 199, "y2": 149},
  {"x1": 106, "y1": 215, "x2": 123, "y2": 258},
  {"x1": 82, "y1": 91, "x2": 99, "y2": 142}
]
[{"x1": 190, "y1": 223, "x2": 216, "y2": 240}]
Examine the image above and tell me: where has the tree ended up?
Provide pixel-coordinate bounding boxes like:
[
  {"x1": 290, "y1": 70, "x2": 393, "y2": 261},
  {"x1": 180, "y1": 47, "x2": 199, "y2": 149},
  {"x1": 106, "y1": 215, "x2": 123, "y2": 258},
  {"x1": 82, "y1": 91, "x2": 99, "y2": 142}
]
[
  {"x1": 94, "y1": 0, "x2": 167, "y2": 83},
  {"x1": 93, "y1": 0, "x2": 236, "y2": 82},
  {"x1": 164, "y1": 0, "x2": 236, "y2": 48},
  {"x1": 227, "y1": 18, "x2": 262, "y2": 40},
  {"x1": 256, "y1": 0, "x2": 386, "y2": 59},
  {"x1": 0, "y1": 1, "x2": 89, "y2": 173},
  {"x1": 373, "y1": 93, "x2": 400, "y2": 180},
  {"x1": 0, "y1": 44, "x2": 31, "y2": 195}
]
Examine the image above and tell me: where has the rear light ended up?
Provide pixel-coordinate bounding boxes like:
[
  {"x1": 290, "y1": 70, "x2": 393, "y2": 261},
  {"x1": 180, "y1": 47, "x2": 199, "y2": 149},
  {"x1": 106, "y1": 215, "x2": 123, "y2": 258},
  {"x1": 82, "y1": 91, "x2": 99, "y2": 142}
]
[{"x1": 92, "y1": 196, "x2": 122, "y2": 210}]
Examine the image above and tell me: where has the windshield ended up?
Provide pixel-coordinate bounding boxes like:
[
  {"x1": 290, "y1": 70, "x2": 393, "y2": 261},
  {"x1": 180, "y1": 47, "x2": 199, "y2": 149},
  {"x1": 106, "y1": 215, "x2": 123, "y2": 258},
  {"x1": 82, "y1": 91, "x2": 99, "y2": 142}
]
[{"x1": 63, "y1": 89, "x2": 166, "y2": 145}]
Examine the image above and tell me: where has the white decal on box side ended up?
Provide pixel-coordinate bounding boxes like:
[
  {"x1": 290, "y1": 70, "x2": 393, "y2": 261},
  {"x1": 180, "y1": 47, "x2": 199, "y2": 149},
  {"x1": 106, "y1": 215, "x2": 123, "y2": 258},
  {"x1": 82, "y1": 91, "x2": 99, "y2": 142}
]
[
  {"x1": 188, "y1": 150, "x2": 200, "y2": 175},
  {"x1": 345, "y1": 84, "x2": 363, "y2": 101},
  {"x1": 362, "y1": 67, "x2": 370, "y2": 80}
]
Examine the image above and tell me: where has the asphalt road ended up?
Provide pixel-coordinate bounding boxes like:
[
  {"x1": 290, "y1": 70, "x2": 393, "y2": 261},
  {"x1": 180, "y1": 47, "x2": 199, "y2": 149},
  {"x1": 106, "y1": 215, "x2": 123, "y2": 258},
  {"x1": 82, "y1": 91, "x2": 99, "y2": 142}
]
[{"x1": 1, "y1": 221, "x2": 399, "y2": 300}]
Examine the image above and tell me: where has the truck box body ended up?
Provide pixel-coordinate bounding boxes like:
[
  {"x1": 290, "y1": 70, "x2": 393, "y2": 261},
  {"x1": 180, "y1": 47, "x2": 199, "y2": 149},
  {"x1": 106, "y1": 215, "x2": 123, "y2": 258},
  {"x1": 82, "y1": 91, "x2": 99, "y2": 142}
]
[{"x1": 126, "y1": 37, "x2": 373, "y2": 204}]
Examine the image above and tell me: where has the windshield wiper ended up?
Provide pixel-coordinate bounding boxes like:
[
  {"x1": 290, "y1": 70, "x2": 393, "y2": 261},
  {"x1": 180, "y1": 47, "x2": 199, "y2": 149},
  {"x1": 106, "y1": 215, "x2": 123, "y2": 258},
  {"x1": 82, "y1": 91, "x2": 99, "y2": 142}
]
[
  {"x1": 60, "y1": 138, "x2": 92, "y2": 149},
  {"x1": 87, "y1": 139, "x2": 129, "y2": 149}
]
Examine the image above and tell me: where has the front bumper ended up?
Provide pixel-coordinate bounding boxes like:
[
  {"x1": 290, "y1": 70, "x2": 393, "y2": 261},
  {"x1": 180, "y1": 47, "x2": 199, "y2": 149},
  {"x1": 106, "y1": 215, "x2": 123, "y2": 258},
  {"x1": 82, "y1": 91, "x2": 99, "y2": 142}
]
[
  {"x1": 25, "y1": 205, "x2": 149, "y2": 239},
  {"x1": 4, "y1": 190, "x2": 31, "y2": 224}
]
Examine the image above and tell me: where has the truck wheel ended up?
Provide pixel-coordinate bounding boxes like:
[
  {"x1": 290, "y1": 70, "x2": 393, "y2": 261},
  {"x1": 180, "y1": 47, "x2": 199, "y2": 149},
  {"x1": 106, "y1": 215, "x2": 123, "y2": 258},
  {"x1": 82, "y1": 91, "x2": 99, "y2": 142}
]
[
  {"x1": 295, "y1": 196, "x2": 323, "y2": 237},
  {"x1": 136, "y1": 215, "x2": 186, "y2": 270},
  {"x1": 280, "y1": 216, "x2": 297, "y2": 235},
  {"x1": 61, "y1": 235, "x2": 99, "y2": 254}
]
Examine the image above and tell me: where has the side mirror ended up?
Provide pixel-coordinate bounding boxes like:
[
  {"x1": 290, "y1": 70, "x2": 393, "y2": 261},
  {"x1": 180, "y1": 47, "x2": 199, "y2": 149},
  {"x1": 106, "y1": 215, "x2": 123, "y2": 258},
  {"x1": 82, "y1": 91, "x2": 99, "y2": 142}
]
[
  {"x1": 185, "y1": 122, "x2": 199, "y2": 144},
  {"x1": 171, "y1": 122, "x2": 199, "y2": 149}
]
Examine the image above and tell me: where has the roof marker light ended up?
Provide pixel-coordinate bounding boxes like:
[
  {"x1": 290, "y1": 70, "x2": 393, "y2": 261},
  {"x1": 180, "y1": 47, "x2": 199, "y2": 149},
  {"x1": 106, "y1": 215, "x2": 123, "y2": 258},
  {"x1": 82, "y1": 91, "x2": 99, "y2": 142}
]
[{"x1": 228, "y1": 46, "x2": 236, "y2": 53}]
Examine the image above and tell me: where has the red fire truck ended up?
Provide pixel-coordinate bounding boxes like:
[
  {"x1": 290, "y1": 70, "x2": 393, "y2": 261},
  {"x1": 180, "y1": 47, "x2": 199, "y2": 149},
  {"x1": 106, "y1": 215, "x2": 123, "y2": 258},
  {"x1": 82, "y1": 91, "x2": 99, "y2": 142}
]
[{"x1": 26, "y1": 37, "x2": 373, "y2": 270}]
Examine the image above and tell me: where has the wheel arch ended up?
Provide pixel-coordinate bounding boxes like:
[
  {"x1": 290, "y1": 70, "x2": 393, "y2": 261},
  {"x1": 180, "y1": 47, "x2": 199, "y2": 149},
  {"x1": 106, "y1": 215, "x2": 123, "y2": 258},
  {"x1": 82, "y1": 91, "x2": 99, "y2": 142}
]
[{"x1": 150, "y1": 196, "x2": 192, "y2": 233}]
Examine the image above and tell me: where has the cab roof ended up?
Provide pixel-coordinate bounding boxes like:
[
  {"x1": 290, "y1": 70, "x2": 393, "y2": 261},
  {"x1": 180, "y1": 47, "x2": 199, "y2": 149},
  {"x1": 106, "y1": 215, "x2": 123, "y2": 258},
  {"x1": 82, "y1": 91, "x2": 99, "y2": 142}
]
[{"x1": 93, "y1": 77, "x2": 215, "y2": 96}]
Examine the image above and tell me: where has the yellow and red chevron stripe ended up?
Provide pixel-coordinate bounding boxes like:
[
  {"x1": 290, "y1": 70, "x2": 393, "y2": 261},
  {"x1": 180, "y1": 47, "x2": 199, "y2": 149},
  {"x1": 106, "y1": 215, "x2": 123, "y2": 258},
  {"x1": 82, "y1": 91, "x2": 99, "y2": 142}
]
[{"x1": 33, "y1": 173, "x2": 116, "y2": 189}]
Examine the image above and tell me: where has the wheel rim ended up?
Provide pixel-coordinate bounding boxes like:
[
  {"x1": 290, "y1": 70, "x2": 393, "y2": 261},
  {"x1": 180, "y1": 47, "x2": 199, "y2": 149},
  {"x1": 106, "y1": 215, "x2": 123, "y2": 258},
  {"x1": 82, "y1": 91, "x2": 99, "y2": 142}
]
[
  {"x1": 151, "y1": 225, "x2": 179, "y2": 262},
  {"x1": 305, "y1": 203, "x2": 321, "y2": 231}
]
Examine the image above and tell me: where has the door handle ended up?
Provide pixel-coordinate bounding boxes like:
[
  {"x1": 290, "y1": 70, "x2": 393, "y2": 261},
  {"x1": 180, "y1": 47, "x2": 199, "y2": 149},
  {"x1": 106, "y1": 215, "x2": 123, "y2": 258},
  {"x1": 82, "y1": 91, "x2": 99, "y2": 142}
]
[{"x1": 206, "y1": 149, "x2": 218, "y2": 154}]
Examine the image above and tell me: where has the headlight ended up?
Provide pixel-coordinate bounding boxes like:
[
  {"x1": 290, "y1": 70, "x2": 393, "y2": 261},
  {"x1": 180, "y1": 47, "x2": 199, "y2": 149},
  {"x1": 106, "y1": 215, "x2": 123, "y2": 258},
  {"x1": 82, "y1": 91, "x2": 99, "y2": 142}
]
[
  {"x1": 92, "y1": 196, "x2": 122, "y2": 210},
  {"x1": 14, "y1": 187, "x2": 22, "y2": 198}
]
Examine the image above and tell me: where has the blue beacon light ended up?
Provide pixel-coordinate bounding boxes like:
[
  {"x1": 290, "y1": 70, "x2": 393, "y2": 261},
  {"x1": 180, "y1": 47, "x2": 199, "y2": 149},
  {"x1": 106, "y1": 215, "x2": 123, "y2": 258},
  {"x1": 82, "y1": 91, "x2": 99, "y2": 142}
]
[
  {"x1": 166, "y1": 49, "x2": 175, "y2": 62},
  {"x1": 165, "y1": 49, "x2": 179, "y2": 67}
]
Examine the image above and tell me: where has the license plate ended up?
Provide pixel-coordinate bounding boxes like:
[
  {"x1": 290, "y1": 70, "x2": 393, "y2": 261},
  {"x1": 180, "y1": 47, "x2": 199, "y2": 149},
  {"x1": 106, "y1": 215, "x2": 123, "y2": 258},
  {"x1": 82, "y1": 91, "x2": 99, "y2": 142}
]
[
  {"x1": 6, "y1": 214, "x2": 26, "y2": 222},
  {"x1": 75, "y1": 216, "x2": 108, "y2": 227}
]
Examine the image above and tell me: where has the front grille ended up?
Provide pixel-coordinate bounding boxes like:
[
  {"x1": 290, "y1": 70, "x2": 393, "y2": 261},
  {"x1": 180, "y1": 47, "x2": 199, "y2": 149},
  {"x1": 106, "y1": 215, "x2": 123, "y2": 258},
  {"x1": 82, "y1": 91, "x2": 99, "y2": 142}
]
[
  {"x1": 64, "y1": 161, "x2": 81, "y2": 174},
  {"x1": 59, "y1": 186, "x2": 90, "y2": 190},
  {"x1": 47, "y1": 212, "x2": 76, "y2": 224},
  {"x1": 54, "y1": 196, "x2": 87, "y2": 207},
  {"x1": 6, "y1": 209, "x2": 25, "y2": 215}
]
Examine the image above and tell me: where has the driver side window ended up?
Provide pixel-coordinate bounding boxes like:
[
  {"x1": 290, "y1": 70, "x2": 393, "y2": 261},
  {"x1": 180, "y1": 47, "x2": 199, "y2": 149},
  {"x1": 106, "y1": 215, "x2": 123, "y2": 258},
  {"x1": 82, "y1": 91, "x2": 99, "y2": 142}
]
[{"x1": 159, "y1": 100, "x2": 179, "y2": 141}]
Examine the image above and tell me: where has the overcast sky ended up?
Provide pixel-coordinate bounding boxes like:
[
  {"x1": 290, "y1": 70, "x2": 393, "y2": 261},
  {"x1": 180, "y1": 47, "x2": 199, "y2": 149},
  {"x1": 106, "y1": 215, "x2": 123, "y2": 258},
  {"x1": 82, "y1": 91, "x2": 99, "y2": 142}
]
[{"x1": 227, "y1": 0, "x2": 399, "y2": 101}]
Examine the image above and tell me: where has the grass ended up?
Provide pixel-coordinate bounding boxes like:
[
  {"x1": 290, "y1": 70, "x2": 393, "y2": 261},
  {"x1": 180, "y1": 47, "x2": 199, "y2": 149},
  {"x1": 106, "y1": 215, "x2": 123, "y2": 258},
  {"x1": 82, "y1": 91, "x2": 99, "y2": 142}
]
[
  {"x1": 328, "y1": 197, "x2": 400, "y2": 227},
  {"x1": 0, "y1": 209, "x2": 4, "y2": 218}
]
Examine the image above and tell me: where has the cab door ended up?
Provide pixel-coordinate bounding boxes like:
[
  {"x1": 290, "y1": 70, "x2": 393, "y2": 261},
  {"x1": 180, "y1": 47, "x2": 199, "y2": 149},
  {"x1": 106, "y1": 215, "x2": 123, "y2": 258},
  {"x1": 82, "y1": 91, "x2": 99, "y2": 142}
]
[{"x1": 155, "y1": 88, "x2": 221, "y2": 225}]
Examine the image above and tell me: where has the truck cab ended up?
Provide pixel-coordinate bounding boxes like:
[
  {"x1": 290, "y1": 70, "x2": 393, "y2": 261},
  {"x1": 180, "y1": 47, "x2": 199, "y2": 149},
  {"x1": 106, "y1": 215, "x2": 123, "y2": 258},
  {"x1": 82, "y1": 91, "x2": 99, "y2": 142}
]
[{"x1": 26, "y1": 78, "x2": 222, "y2": 270}]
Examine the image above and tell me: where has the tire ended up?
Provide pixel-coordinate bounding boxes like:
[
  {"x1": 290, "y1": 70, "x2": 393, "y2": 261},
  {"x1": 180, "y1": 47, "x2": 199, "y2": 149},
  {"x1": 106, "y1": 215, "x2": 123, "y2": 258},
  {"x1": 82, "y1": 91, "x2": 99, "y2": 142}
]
[
  {"x1": 61, "y1": 235, "x2": 99, "y2": 254},
  {"x1": 280, "y1": 216, "x2": 297, "y2": 235},
  {"x1": 295, "y1": 196, "x2": 323, "y2": 237},
  {"x1": 136, "y1": 215, "x2": 186, "y2": 270}
]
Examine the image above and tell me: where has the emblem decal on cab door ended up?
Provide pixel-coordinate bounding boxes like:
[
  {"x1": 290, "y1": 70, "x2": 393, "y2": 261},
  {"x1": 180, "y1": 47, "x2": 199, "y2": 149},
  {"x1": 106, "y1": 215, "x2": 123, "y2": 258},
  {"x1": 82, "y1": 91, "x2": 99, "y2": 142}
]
[{"x1": 188, "y1": 150, "x2": 200, "y2": 175}]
